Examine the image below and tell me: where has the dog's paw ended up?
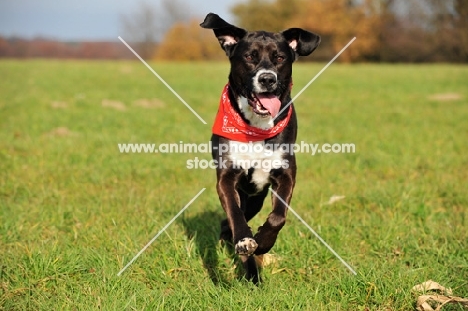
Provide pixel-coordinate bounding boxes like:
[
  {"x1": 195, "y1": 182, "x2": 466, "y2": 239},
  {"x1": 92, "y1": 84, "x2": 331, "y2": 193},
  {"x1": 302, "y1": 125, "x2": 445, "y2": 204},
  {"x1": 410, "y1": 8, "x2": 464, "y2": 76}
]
[{"x1": 235, "y1": 238, "x2": 258, "y2": 255}]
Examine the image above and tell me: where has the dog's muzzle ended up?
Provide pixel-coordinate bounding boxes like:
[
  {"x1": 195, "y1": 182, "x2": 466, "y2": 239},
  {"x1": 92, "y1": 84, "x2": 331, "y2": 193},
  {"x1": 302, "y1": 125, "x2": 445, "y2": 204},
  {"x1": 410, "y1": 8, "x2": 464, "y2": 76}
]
[
  {"x1": 258, "y1": 72, "x2": 277, "y2": 90},
  {"x1": 247, "y1": 69, "x2": 281, "y2": 118}
]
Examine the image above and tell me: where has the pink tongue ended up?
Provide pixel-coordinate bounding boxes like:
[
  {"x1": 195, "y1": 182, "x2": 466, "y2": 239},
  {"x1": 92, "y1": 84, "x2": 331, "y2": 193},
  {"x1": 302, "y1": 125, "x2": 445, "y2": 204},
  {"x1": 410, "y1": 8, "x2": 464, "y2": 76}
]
[{"x1": 256, "y1": 94, "x2": 281, "y2": 118}]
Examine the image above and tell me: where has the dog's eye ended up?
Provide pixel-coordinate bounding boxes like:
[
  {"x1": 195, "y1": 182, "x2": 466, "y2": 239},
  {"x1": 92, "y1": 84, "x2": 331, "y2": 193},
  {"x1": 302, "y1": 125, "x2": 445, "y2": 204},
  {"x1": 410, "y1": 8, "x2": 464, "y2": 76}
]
[
  {"x1": 276, "y1": 56, "x2": 285, "y2": 63},
  {"x1": 245, "y1": 54, "x2": 253, "y2": 61}
]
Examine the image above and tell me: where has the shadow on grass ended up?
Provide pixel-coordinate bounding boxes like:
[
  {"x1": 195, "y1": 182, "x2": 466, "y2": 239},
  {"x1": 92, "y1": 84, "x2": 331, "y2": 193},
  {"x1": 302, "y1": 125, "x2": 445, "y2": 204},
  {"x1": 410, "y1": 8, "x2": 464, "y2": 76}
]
[{"x1": 182, "y1": 210, "x2": 233, "y2": 287}]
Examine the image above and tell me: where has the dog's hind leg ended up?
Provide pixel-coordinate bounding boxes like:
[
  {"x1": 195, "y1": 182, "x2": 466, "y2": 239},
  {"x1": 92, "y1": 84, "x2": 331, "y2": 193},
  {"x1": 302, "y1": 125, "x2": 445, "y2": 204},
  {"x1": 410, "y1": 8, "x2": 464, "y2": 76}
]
[
  {"x1": 240, "y1": 255, "x2": 260, "y2": 284},
  {"x1": 219, "y1": 187, "x2": 268, "y2": 241},
  {"x1": 219, "y1": 218, "x2": 232, "y2": 241},
  {"x1": 243, "y1": 186, "x2": 269, "y2": 222}
]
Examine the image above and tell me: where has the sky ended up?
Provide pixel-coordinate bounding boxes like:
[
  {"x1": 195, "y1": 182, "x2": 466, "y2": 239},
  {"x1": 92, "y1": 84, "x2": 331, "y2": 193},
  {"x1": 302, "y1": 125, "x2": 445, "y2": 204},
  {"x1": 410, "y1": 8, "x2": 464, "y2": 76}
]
[{"x1": 0, "y1": 0, "x2": 238, "y2": 41}]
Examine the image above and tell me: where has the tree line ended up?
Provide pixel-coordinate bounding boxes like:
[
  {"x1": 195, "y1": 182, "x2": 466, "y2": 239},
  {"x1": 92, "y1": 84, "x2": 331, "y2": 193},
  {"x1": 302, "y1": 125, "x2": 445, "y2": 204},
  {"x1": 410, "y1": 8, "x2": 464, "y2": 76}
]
[
  {"x1": 1, "y1": 0, "x2": 466, "y2": 62},
  {"x1": 0, "y1": 38, "x2": 133, "y2": 59},
  {"x1": 156, "y1": 0, "x2": 468, "y2": 62}
]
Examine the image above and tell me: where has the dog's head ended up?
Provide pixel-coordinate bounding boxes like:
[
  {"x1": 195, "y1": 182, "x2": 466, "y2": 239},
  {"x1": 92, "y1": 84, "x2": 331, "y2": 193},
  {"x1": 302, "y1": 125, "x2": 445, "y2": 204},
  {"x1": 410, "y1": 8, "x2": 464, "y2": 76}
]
[{"x1": 201, "y1": 13, "x2": 320, "y2": 129}]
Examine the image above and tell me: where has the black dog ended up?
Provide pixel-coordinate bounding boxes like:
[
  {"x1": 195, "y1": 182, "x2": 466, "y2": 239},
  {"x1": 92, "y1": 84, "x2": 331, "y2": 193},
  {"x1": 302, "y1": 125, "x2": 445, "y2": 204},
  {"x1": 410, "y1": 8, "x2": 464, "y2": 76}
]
[{"x1": 201, "y1": 13, "x2": 320, "y2": 283}]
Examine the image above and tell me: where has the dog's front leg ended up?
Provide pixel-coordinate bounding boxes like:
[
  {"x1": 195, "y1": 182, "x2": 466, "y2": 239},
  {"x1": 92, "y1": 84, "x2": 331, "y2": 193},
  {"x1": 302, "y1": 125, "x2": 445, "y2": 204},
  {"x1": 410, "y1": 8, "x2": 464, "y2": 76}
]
[
  {"x1": 216, "y1": 170, "x2": 258, "y2": 256},
  {"x1": 254, "y1": 172, "x2": 295, "y2": 255}
]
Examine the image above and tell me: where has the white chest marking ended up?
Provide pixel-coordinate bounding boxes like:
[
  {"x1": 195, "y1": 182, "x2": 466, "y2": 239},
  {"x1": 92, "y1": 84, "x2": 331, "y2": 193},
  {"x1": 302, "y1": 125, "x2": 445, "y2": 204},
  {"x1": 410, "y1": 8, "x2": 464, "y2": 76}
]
[
  {"x1": 250, "y1": 169, "x2": 270, "y2": 191},
  {"x1": 227, "y1": 141, "x2": 286, "y2": 191}
]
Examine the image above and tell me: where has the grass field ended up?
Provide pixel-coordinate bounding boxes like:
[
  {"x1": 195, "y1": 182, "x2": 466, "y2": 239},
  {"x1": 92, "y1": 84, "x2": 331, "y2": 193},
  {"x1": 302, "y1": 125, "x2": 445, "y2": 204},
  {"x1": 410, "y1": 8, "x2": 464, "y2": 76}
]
[{"x1": 1, "y1": 60, "x2": 467, "y2": 310}]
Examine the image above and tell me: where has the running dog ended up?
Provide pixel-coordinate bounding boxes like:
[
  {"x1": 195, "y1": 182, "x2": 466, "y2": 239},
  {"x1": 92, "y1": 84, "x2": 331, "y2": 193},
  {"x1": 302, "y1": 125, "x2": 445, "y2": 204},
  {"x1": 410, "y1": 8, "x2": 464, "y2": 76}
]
[{"x1": 201, "y1": 13, "x2": 320, "y2": 283}]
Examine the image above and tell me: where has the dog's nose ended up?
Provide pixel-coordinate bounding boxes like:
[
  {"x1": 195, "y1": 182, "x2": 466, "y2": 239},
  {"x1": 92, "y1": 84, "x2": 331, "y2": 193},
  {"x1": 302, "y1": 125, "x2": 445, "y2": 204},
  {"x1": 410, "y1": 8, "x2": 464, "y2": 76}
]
[{"x1": 258, "y1": 72, "x2": 277, "y2": 88}]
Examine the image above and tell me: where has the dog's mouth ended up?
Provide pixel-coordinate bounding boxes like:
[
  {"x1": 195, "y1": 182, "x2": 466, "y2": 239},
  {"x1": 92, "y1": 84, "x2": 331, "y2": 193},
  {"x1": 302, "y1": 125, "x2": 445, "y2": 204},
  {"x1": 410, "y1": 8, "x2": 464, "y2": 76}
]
[{"x1": 248, "y1": 93, "x2": 281, "y2": 118}]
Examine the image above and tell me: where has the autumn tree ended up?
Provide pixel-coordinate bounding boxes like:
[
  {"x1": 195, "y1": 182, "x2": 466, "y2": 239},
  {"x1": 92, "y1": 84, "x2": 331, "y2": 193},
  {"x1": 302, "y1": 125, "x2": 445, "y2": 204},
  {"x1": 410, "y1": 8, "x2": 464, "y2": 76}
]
[
  {"x1": 231, "y1": 0, "x2": 302, "y2": 32},
  {"x1": 154, "y1": 19, "x2": 222, "y2": 61},
  {"x1": 231, "y1": 0, "x2": 381, "y2": 62},
  {"x1": 287, "y1": 0, "x2": 381, "y2": 62}
]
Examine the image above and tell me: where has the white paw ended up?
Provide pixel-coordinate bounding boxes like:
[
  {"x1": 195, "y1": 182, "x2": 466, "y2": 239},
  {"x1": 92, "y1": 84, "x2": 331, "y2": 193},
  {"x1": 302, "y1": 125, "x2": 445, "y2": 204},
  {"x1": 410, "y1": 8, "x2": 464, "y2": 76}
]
[{"x1": 235, "y1": 238, "x2": 258, "y2": 255}]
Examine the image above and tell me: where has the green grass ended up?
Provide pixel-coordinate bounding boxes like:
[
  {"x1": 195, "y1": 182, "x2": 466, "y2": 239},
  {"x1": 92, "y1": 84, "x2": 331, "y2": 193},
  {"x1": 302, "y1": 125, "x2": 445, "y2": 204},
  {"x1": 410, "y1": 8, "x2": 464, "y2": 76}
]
[{"x1": 1, "y1": 60, "x2": 467, "y2": 310}]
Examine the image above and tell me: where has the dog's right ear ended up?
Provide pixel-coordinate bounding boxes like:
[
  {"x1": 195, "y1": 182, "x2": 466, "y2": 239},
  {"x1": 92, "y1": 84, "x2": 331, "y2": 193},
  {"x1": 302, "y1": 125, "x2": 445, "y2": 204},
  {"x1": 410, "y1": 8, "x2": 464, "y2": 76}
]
[
  {"x1": 282, "y1": 28, "x2": 321, "y2": 58},
  {"x1": 200, "y1": 13, "x2": 247, "y2": 57}
]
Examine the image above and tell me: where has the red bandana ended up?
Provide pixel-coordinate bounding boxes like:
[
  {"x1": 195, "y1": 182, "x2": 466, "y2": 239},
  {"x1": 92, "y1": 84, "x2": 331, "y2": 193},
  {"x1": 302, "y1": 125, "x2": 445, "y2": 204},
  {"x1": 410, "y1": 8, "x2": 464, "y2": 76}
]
[{"x1": 212, "y1": 84, "x2": 292, "y2": 142}]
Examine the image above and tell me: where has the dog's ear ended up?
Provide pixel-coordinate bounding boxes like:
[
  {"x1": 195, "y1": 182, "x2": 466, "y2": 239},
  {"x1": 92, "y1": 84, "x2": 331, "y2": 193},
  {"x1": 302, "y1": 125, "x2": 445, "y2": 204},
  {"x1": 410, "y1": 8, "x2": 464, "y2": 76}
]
[
  {"x1": 200, "y1": 13, "x2": 247, "y2": 56},
  {"x1": 282, "y1": 28, "x2": 321, "y2": 57}
]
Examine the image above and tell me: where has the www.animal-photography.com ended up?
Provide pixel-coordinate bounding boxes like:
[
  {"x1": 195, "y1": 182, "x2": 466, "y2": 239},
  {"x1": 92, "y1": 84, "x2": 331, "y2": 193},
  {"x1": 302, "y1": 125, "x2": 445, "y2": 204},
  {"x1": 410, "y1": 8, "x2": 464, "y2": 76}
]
[{"x1": 1, "y1": 0, "x2": 467, "y2": 310}]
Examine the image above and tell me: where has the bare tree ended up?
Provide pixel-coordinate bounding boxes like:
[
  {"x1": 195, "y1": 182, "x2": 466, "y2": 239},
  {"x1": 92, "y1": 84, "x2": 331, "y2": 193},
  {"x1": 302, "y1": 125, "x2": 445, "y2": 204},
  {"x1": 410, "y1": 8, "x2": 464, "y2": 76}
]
[
  {"x1": 120, "y1": 0, "x2": 190, "y2": 59},
  {"x1": 161, "y1": 0, "x2": 190, "y2": 27}
]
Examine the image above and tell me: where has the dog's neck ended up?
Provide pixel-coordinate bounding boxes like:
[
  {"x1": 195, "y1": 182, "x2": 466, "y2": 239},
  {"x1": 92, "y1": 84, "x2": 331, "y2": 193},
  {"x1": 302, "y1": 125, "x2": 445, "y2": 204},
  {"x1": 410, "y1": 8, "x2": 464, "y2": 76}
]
[{"x1": 212, "y1": 84, "x2": 293, "y2": 142}]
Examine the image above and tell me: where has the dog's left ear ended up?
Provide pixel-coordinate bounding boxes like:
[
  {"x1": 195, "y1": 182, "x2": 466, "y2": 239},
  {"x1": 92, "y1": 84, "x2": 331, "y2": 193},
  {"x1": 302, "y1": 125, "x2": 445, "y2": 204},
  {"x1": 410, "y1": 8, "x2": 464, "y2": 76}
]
[
  {"x1": 200, "y1": 13, "x2": 247, "y2": 56},
  {"x1": 282, "y1": 28, "x2": 321, "y2": 57}
]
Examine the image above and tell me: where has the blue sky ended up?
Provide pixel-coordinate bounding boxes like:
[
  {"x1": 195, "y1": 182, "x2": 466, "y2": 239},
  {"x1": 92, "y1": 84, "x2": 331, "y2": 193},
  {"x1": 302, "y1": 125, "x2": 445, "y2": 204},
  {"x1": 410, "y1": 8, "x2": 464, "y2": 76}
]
[{"x1": 0, "y1": 0, "x2": 238, "y2": 41}]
